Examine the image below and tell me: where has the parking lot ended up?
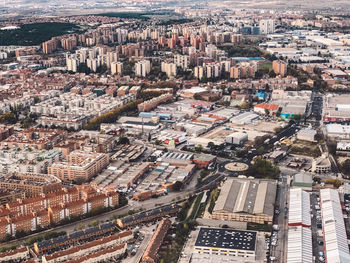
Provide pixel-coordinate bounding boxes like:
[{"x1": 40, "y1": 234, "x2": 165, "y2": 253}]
[
  {"x1": 310, "y1": 192, "x2": 325, "y2": 263},
  {"x1": 123, "y1": 225, "x2": 154, "y2": 263}
]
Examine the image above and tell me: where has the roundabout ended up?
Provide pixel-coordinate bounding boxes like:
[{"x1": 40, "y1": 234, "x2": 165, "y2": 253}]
[{"x1": 224, "y1": 162, "x2": 249, "y2": 173}]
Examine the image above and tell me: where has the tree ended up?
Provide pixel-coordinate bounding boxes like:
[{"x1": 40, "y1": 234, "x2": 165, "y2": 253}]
[
  {"x1": 293, "y1": 114, "x2": 302, "y2": 121},
  {"x1": 15, "y1": 230, "x2": 27, "y2": 239},
  {"x1": 118, "y1": 136, "x2": 130, "y2": 145},
  {"x1": 195, "y1": 144, "x2": 203, "y2": 153},
  {"x1": 342, "y1": 159, "x2": 350, "y2": 175},
  {"x1": 313, "y1": 176, "x2": 321, "y2": 184},
  {"x1": 89, "y1": 220, "x2": 99, "y2": 227},
  {"x1": 325, "y1": 179, "x2": 341, "y2": 188},
  {"x1": 172, "y1": 181, "x2": 183, "y2": 191},
  {"x1": 247, "y1": 158, "x2": 280, "y2": 179},
  {"x1": 1, "y1": 233, "x2": 12, "y2": 242},
  {"x1": 207, "y1": 142, "x2": 215, "y2": 149},
  {"x1": 200, "y1": 169, "x2": 210, "y2": 178}
]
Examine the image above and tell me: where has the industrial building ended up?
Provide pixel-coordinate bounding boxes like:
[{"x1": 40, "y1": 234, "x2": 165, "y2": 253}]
[
  {"x1": 212, "y1": 178, "x2": 277, "y2": 224},
  {"x1": 297, "y1": 128, "x2": 317, "y2": 142},
  {"x1": 286, "y1": 189, "x2": 312, "y2": 263},
  {"x1": 291, "y1": 173, "x2": 313, "y2": 191},
  {"x1": 320, "y1": 189, "x2": 350, "y2": 263},
  {"x1": 325, "y1": 124, "x2": 350, "y2": 139},
  {"x1": 287, "y1": 226, "x2": 312, "y2": 263},
  {"x1": 225, "y1": 132, "x2": 248, "y2": 145},
  {"x1": 288, "y1": 189, "x2": 311, "y2": 227},
  {"x1": 193, "y1": 227, "x2": 257, "y2": 260},
  {"x1": 156, "y1": 152, "x2": 194, "y2": 166},
  {"x1": 323, "y1": 94, "x2": 350, "y2": 123},
  {"x1": 231, "y1": 112, "x2": 259, "y2": 125}
]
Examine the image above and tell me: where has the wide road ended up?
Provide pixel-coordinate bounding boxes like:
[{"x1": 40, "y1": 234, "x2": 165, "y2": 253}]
[{"x1": 271, "y1": 174, "x2": 289, "y2": 263}]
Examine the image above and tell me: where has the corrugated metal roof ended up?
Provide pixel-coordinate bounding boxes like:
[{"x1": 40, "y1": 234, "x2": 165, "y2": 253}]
[
  {"x1": 288, "y1": 189, "x2": 311, "y2": 227},
  {"x1": 213, "y1": 178, "x2": 276, "y2": 217},
  {"x1": 320, "y1": 189, "x2": 350, "y2": 263},
  {"x1": 287, "y1": 226, "x2": 312, "y2": 263}
]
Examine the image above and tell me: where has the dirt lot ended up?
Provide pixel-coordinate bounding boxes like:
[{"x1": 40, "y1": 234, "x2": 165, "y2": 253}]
[{"x1": 290, "y1": 140, "x2": 321, "y2": 157}]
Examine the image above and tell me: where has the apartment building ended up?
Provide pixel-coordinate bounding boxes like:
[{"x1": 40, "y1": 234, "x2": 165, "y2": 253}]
[
  {"x1": 142, "y1": 218, "x2": 172, "y2": 263},
  {"x1": 0, "y1": 186, "x2": 119, "y2": 239},
  {"x1": 0, "y1": 126, "x2": 14, "y2": 141},
  {"x1": 273, "y1": 60, "x2": 288, "y2": 77},
  {"x1": 0, "y1": 173, "x2": 62, "y2": 198},
  {"x1": 111, "y1": 61, "x2": 123, "y2": 75},
  {"x1": 161, "y1": 62, "x2": 177, "y2": 77},
  {"x1": 48, "y1": 151, "x2": 110, "y2": 182},
  {"x1": 135, "y1": 60, "x2": 151, "y2": 77},
  {"x1": 137, "y1": 93, "x2": 173, "y2": 112},
  {"x1": 42, "y1": 39, "x2": 58, "y2": 54},
  {"x1": 230, "y1": 64, "x2": 256, "y2": 79},
  {"x1": 0, "y1": 128, "x2": 67, "y2": 150}
]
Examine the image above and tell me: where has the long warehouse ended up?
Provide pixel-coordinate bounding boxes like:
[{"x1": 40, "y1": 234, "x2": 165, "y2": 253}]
[
  {"x1": 320, "y1": 189, "x2": 350, "y2": 263},
  {"x1": 288, "y1": 188, "x2": 311, "y2": 227},
  {"x1": 287, "y1": 189, "x2": 312, "y2": 263},
  {"x1": 287, "y1": 226, "x2": 312, "y2": 263}
]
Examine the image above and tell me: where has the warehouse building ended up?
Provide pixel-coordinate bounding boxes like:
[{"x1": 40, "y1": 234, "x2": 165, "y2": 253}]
[
  {"x1": 287, "y1": 189, "x2": 312, "y2": 263},
  {"x1": 320, "y1": 189, "x2": 350, "y2": 263},
  {"x1": 231, "y1": 112, "x2": 259, "y2": 125},
  {"x1": 212, "y1": 178, "x2": 277, "y2": 224},
  {"x1": 297, "y1": 128, "x2": 317, "y2": 142},
  {"x1": 157, "y1": 152, "x2": 194, "y2": 166},
  {"x1": 325, "y1": 124, "x2": 350, "y2": 139},
  {"x1": 225, "y1": 132, "x2": 248, "y2": 145},
  {"x1": 193, "y1": 227, "x2": 257, "y2": 260},
  {"x1": 291, "y1": 173, "x2": 313, "y2": 191},
  {"x1": 287, "y1": 226, "x2": 312, "y2": 263},
  {"x1": 288, "y1": 189, "x2": 311, "y2": 227}
]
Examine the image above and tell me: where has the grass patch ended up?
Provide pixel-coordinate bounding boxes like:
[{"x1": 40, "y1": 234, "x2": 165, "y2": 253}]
[
  {"x1": 218, "y1": 44, "x2": 264, "y2": 57},
  {"x1": 247, "y1": 222, "x2": 272, "y2": 232},
  {"x1": 0, "y1": 244, "x2": 17, "y2": 253},
  {"x1": 208, "y1": 188, "x2": 220, "y2": 214},
  {"x1": 188, "y1": 192, "x2": 204, "y2": 220},
  {"x1": 258, "y1": 62, "x2": 272, "y2": 70}
]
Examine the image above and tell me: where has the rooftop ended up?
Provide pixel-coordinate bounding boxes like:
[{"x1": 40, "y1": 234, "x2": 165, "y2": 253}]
[{"x1": 195, "y1": 227, "x2": 257, "y2": 251}]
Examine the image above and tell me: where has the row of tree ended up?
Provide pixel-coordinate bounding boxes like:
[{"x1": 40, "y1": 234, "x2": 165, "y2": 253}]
[{"x1": 84, "y1": 99, "x2": 142, "y2": 130}]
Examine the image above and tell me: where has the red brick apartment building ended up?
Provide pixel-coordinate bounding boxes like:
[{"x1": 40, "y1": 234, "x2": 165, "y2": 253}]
[
  {"x1": 142, "y1": 218, "x2": 172, "y2": 263},
  {"x1": 0, "y1": 184, "x2": 119, "y2": 239}
]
